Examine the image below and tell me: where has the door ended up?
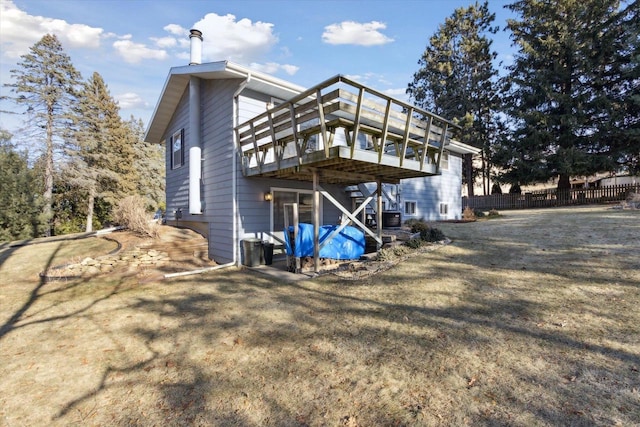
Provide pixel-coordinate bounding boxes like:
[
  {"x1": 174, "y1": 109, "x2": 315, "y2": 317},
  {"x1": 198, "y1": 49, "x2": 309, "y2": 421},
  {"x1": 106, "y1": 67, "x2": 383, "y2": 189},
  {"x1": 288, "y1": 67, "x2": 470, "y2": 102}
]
[{"x1": 271, "y1": 189, "x2": 318, "y2": 249}]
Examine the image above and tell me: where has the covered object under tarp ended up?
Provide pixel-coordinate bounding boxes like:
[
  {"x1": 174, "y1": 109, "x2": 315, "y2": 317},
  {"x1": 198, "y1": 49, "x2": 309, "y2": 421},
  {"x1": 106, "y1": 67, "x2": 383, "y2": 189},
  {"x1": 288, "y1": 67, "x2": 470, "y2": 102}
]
[{"x1": 284, "y1": 223, "x2": 365, "y2": 260}]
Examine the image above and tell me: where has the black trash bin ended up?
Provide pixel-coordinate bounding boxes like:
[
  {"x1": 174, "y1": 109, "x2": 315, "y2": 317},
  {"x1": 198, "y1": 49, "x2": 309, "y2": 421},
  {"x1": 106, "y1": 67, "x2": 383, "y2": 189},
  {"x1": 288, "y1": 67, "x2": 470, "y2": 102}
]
[
  {"x1": 242, "y1": 238, "x2": 262, "y2": 267},
  {"x1": 263, "y1": 241, "x2": 274, "y2": 265}
]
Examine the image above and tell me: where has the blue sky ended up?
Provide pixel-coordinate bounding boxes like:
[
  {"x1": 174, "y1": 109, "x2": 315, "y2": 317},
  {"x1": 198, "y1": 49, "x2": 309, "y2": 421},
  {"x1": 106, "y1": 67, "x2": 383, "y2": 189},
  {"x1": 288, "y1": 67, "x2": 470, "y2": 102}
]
[{"x1": 0, "y1": 0, "x2": 516, "y2": 136}]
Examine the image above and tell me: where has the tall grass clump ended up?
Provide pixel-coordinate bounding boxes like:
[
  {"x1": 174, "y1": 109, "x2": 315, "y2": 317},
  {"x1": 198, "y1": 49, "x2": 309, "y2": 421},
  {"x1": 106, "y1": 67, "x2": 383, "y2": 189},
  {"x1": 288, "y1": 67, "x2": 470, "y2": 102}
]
[{"x1": 112, "y1": 195, "x2": 158, "y2": 237}]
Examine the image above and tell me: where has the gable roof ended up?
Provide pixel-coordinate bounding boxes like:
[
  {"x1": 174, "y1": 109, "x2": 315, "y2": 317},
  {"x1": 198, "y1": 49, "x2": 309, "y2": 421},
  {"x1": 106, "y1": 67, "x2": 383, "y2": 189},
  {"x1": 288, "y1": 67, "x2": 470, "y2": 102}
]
[{"x1": 144, "y1": 60, "x2": 305, "y2": 144}]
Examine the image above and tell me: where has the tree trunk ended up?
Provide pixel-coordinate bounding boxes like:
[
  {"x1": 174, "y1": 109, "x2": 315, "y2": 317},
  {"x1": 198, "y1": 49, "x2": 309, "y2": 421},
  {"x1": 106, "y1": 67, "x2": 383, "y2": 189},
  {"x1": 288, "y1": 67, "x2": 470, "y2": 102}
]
[
  {"x1": 43, "y1": 104, "x2": 54, "y2": 237},
  {"x1": 481, "y1": 150, "x2": 487, "y2": 195},
  {"x1": 557, "y1": 174, "x2": 571, "y2": 191},
  {"x1": 557, "y1": 173, "x2": 571, "y2": 204},
  {"x1": 465, "y1": 153, "x2": 475, "y2": 197},
  {"x1": 85, "y1": 186, "x2": 95, "y2": 233}
]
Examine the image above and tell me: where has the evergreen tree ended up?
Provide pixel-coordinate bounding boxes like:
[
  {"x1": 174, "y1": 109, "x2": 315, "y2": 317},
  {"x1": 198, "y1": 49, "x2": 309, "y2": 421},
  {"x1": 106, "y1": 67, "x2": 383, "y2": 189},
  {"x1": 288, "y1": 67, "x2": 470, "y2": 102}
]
[
  {"x1": 501, "y1": 0, "x2": 637, "y2": 189},
  {"x1": 67, "y1": 72, "x2": 137, "y2": 232},
  {"x1": 407, "y1": 1, "x2": 502, "y2": 196},
  {"x1": 6, "y1": 34, "x2": 82, "y2": 236},
  {"x1": 603, "y1": 1, "x2": 640, "y2": 174},
  {"x1": 128, "y1": 117, "x2": 165, "y2": 211},
  {"x1": 0, "y1": 129, "x2": 43, "y2": 241}
]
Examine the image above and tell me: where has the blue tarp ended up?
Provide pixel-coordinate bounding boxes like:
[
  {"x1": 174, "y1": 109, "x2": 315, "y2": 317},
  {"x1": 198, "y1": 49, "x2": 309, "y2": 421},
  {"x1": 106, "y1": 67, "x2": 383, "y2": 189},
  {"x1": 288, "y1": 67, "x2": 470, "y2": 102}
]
[{"x1": 284, "y1": 223, "x2": 365, "y2": 260}]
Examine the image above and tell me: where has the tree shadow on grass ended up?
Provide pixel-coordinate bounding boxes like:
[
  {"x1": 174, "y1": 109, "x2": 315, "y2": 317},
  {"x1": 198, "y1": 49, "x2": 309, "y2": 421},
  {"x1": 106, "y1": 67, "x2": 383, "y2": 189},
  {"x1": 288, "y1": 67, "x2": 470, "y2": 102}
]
[
  {"x1": 0, "y1": 243, "x2": 63, "y2": 339},
  {"x1": 0, "y1": 242, "x2": 128, "y2": 342},
  {"x1": 58, "y1": 267, "x2": 637, "y2": 424},
  {"x1": 22, "y1": 209, "x2": 640, "y2": 425}
]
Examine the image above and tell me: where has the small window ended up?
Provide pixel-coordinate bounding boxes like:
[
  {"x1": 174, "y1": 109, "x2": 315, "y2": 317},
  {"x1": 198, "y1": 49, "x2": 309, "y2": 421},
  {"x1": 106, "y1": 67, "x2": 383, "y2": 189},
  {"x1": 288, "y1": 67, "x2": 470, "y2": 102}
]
[
  {"x1": 171, "y1": 129, "x2": 184, "y2": 169},
  {"x1": 439, "y1": 203, "x2": 449, "y2": 216},
  {"x1": 405, "y1": 200, "x2": 417, "y2": 216},
  {"x1": 440, "y1": 151, "x2": 449, "y2": 170}
]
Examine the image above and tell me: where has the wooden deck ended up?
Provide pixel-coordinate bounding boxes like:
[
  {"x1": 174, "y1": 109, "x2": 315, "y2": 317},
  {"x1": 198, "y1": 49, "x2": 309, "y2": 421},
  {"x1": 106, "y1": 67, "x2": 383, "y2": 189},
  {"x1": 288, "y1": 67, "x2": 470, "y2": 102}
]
[{"x1": 235, "y1": 75, "x2": 460, "y2": 185}]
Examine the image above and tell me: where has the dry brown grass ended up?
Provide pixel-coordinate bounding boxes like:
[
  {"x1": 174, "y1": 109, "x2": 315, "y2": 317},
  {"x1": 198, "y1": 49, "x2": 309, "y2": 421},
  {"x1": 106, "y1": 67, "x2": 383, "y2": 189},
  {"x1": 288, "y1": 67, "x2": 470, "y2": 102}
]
[{"x1": 0, "y1": 206, "x2": 638, "y2": 426}]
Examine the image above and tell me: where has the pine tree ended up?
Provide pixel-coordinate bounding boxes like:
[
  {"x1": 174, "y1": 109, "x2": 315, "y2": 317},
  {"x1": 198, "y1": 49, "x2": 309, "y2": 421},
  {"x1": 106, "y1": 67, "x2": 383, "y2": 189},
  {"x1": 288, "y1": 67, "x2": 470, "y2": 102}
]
[
  {"x1": 501, "y1": 0, "x2": 636, "y2": 189},
  {"x1": 602, "y1": 1, "x2": 640, "y2": 174},
  {"x1": 6, "y1": 34, "x2": 82, "y2": 236},
  {"x1": 128, "y1": 117, "x2": 165, "y2": 211},
  {"x1": 407, "y1": 1, "x2": 502, "y2": 196},
  {"x1": 67, "y1": 72, "x2": 137, "y2": 232},
  {"x1": 0, "y1": 129, "x2": 43, "y2": 241}
]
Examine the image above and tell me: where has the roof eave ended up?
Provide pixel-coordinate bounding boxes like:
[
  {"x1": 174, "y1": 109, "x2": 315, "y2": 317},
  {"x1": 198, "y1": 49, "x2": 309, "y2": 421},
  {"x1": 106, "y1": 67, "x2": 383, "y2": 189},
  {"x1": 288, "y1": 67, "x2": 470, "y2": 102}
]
[
  {"x1": 143, "y1": 60, "x2": 306, "y2": 144},
  {"x1": 446, "y1": 139, "x2": 481, "y2": 155}
]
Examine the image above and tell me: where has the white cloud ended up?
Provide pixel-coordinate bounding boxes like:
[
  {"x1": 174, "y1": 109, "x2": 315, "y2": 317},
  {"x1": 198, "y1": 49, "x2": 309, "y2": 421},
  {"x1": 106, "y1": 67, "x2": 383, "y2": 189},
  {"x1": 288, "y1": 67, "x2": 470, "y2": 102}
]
[
  {"x1": 280, "y1": 64, "x2": 300, "y2": 75},
  {"x1": 384, "y1": 88, "x2": 408, "y2": 98},
  {"x1": 152, "y1": 36, "x2": 178, "y2": 49},
  {"x1": 0, "y1": 0, "x2": 103, "y2": 58},
  {"x1": 116, "y1": 92, "x2": 148, "y2": 109},
  {"x1": 113, "y1": 39, "x2": 168, "y2": 64},
  {"x1": 164, "y1": 23, "x2": 187, "y2": 36},
  {"x1": 192, "y1": 13, "x2": 278, "y2": 62},
  {"x1": 249, "y1": 62, "x2": 299, "y2": 76},
  {"x1": 322, "y1": 21, "x2": 394, "y2": 46}
]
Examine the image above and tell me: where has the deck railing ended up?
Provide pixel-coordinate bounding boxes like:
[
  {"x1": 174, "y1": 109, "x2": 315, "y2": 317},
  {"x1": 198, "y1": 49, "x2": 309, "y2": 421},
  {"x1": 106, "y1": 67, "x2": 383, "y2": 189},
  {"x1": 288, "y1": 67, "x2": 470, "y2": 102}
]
[
  {"x1": 463, "y1": 183, "x2": 640, "y2": 211},
  {"x1": 234, "y1": 75, "x2": 460, "y2": 177}
]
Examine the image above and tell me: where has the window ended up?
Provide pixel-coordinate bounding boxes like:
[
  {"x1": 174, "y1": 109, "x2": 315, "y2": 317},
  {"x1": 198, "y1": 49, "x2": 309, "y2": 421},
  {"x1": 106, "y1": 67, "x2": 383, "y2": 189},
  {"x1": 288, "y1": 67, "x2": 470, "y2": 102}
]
[
  {"x1": 405, "y1": 200, "x2": 417, "y2": 216},
  {"x1": 440, "y1": 151, "x2": 449, "y2": 170},
  {"x1": 170, "y1": 129, "x2": 184, "y2": 169},
  {"x1": 439, "y1": 203, "x2": 449, "y2": 216}
]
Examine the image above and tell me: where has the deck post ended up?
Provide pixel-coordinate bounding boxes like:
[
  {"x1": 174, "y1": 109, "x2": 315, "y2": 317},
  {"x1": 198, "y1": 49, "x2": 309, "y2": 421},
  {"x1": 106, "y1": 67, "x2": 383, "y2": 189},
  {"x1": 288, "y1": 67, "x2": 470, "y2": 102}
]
[
  {"x1": 313, "y1": 169, "x2": 320, "y2": 274},
  {"x1": 436, "y1": 124, "x2": 449, "y2": 174},
  {"x1": 376, "y1": 178, "x2": 383, "y2": 250}
]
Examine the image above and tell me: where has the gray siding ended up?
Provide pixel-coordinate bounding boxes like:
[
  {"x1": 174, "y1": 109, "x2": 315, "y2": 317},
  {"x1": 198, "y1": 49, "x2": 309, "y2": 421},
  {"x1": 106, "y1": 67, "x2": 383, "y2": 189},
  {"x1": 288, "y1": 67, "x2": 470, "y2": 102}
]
[
  {"x1": 166, "y1": 80, "x2": 350, "y2": 264},
  {"x1": 202, "y1": 79, "x2": 239, "y2": 263},
  {"x1": 400, "y1": 151, "x2": 463, "y2": 221},
  {"x1": 164, "y1": 89, "x2": 190, "y2": 222}
]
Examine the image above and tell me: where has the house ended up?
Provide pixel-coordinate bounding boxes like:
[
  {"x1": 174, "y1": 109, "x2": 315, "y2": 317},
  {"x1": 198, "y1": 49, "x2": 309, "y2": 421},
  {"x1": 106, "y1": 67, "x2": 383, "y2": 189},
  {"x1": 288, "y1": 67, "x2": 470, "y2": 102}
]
[{"x1": 144, "y1": 30, "x2": 479, "y2": 272}]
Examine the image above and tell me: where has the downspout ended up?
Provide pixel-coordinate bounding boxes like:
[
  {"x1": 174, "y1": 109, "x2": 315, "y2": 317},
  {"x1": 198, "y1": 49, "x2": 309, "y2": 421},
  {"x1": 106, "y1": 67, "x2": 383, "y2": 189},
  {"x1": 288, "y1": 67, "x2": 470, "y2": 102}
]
[{"x1": 232, "y1": 73, "x2": 251, "y2": 266}]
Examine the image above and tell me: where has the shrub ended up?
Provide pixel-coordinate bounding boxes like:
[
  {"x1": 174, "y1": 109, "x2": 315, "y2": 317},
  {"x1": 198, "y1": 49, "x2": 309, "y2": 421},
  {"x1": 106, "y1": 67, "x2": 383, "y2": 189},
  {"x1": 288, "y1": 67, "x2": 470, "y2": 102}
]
[
  {"x1": 405, "y1": 218, "x2": 428, "y2": 233},
  {"x1": 488, "y1": 209, "x2": 500, "y2": 217},
  {"x1": 462, "y1": 207, "x2": 476, "y2": 220},
  {"x1": 112, "y1": 195, "x2": 158, "y2": 237},
  {"x1": 420, "y1": 227, "x2": 445, "y2": 242},
  {"x1": 473, "y1": 209, "x2": 485, "y2": 218},
  {"x1": 405, "y1": 238, "x2": 424, "y2": 249},
  {"x1": 377, "y1": 244, "x2": 412, "y2": 261}
]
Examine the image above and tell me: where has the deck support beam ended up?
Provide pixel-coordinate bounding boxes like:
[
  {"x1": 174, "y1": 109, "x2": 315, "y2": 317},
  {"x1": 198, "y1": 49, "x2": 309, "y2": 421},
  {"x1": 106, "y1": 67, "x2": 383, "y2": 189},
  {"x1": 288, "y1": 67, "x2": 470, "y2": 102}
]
[
  {"x1": 313, "y1": 169, "x2": 320, "y2": 274},
  {"x1": 376, "y1": 178, "x2": 382, "y2": 250}
]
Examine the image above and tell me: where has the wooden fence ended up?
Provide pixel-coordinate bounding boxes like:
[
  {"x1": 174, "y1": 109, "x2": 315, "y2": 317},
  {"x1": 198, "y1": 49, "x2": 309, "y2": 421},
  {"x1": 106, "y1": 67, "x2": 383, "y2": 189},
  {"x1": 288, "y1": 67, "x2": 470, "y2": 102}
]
[{"x1": 463, "y1": 183, "x2": 640, "y2": 211}]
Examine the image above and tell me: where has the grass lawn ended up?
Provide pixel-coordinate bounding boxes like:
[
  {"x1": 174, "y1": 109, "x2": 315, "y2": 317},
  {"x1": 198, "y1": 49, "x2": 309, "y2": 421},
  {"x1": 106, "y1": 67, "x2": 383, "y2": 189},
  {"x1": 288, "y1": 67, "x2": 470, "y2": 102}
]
[{"x1": 0, "y1": 206, "x2": 638, "y2": 426}]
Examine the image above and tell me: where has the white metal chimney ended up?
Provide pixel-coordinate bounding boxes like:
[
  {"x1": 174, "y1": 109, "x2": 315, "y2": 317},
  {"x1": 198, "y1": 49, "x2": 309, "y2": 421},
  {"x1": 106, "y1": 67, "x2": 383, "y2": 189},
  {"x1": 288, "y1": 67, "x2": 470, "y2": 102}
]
[
  {"x1": 189, "y1": 29, "x2": 203, "y2": 65},
  {"x1": 188, "y1": 29, "x2": 204, "y2": 214}
]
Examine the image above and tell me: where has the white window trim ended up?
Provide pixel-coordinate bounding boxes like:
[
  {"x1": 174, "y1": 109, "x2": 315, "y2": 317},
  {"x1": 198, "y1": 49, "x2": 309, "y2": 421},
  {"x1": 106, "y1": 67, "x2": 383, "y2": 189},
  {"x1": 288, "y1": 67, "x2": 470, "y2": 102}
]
[
  {"x1": 439, "y1": 202, "x2": 449, "y2": 217},
  {"x1": 170, "y1": 129, "x2": 184, "y2": 169},
  {"x1": 404, "y1": 200, "x2": 417, "y2": 217},
  {"x1": 440, "y1": 151, "x2": 449, "y2": 171}
]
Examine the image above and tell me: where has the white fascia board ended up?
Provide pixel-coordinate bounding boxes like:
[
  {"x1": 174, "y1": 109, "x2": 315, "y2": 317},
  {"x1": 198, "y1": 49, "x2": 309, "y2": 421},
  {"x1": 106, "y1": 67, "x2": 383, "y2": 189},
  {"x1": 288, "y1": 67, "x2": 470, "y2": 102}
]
[{"x1": 446, "y1": 139, "x2": 481, "y2": 155}]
